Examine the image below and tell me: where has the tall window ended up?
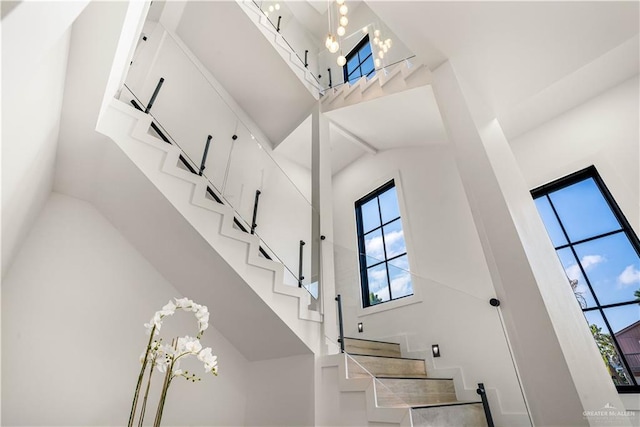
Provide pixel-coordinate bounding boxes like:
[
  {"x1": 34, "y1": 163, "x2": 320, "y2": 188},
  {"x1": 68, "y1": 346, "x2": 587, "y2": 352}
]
[
  {"x1": 355, "y1": 180, "x2": 413, "y2": 307},
  {"x1": 532, "y1": 166, "x2": 640, "y2": 391},
  {"x1": 343, "y1": 35, "x2": 375, "y2": 85}
]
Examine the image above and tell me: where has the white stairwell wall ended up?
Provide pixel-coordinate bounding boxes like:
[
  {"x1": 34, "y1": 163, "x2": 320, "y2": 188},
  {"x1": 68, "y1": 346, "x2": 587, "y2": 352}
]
[{"x1": 97, "y1": 98, "x2": 323, "y2": 353}]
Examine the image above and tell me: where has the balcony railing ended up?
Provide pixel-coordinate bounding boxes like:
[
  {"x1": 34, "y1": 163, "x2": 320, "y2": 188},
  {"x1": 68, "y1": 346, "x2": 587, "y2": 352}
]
[{"x1": 122, "y1": 23, "x2": 319, "y2": 300}]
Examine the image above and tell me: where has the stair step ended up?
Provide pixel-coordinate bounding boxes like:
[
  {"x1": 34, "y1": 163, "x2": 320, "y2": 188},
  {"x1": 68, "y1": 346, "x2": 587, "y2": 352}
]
[
  {"x1": 343, "y1": 337, "x2": 401, "y2": 358},
  {"x1": 411, "y1": 402, "x2": 487, "y2": 427},
  {"x1": 375, "y1": 377, "x2": 456, "y2": 408},
  {"x1": 347, "y1": 354, "x2": 427, "y2": 379}
]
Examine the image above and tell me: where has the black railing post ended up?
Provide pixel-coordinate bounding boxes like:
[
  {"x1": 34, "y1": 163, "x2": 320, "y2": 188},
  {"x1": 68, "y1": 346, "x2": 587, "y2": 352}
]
[
  {"x1": 476, "y1": 383, "x2": 495, "y2": 427},
  {"x1": 335, "y1": 294, "x2": 345, "y2": 353},
  {"x1": 276, "y1": 16, "x2": 282, "y2": 32},
  {"x1": 198, "y1": 135, "x2": 212, "y2": 176},
  {"x1": 327, "y1": 68, "x2": 333, "y2": 88},
  {"x1": 145, "y1": 77, "x2": 165, "y2": 113},
  {"x1": 304, "y1": 50, "x2": 309, "y2": 68},
  {"x1": 298, "y1": 240, "x2": 305, "y2": 287},
  {"x1": 250, "y1": 190, "x2": 261, "y2": 235}
]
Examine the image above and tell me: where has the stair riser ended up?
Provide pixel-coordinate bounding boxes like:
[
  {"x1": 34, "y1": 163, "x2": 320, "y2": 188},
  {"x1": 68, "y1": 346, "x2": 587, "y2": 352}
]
[
  {"x1": 343, "y1": 338, "x2": 401, "y2": 358},
  {"x1": 347, "y1": 355, "x2": 427, "y2": 378},
  {"x1": 376, "y1": 378, "x2": 456, "y2": 407},
  {"x1": 411, "y1": 403, "x2": 487, "y2": 427}
]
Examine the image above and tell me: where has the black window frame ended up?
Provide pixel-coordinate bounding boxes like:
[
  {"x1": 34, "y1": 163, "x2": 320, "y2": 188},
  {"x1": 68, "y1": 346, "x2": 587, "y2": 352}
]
[
  {"x1": 531, "y1": 165, "x2": 640, "y2": 393},
  {"x1": 355, "y1": 179, "x2": 412, "y2": 308},
  {"x1": 343, "y1": 34, "x2": 375, "y2": 85}
]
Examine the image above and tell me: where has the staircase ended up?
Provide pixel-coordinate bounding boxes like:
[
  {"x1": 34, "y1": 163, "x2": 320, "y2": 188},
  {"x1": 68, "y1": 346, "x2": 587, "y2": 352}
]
[
  {"x1": 323, "y1": 337, "x2": 488, "y2": 426},
  {"x1": 320, "y1": 60, "x2": 432, "y2": 113},
  {"x1": 96, "y1": 97, "x2": 323, "y2": 353}
]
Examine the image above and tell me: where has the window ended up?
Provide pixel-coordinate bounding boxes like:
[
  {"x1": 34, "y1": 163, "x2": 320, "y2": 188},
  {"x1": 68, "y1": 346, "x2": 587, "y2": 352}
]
[
  {"x1": 343, "y1": 35, "x2": 375, "y2": 85},
  {"x1": 355, "y1": 180, "x2": 413, "y2": 307},
  {"x1": 532, "y1": 166, "x2": 640, "y2": 391}
]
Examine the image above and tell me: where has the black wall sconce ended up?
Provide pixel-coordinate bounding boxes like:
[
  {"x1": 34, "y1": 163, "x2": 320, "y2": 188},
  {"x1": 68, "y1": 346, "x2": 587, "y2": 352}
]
[
  {"x1": 432, "y1": 344, "x2": 441, "y2": 358},
  {"x1": 357, "y1": 322, "x2": 363, "y2": 333}
]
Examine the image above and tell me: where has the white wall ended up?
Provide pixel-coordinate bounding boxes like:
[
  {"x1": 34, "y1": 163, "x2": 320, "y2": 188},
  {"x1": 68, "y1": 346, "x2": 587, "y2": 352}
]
[
  {"x1": 330, "y1": 145, "x2": 529, "y2": 423},
  {"x1": 1, "y1": 193, "x2": 250, "y2": 426},
  {"x1": 1, "y1": 0, "x2": 87, "y2": 276},
  {"x1": 510, "y1": 76, "x2": 639, "y2": 235},
  {"x1": 1, "y1": 28, "x2": 71, "y2": 277},
  {"x1": 245, "y1": 354, "x2": 315, "y2": 426}
]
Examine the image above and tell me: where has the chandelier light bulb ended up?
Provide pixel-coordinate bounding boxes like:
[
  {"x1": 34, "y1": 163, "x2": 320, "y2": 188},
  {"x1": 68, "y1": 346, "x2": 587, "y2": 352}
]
[
  {"x1": 373, "y1": 36, "x2": 379, "y2": 45},
  {"x1": 329, "y1": 41, "x2": 340, "y2": 53},
  {"x1": 339, "y1": 4, "x2": 348, "y2": 15},
  {"x1": 337, "y1": 55, "x2": 347, "y2": 66},
  {"x1": 374, "y1": 29, "x2": 380, "y2": 37},
  {"x1": 385, "y1": 38, "x2": 391, "y2": 47},
  {"x1": 339, "y1": 16, "x2": 348, "y2": 27},
  {"x1": 268, "y1": 5, "x2": 274, "y2": 12},
  {"x1": 374, "y1": 58, "x2": 381, "y2": 68},
  {"x1": 337, "y1": 26, "x2": 346, "y2": 36},
  {"x1": 275, "y1": 3, "x2": 280, "y2": 10},
  {"x1": 325, "y1": 33, "x2": 334, "y2": 49},
  {"x1": 378, "y1": 50, "x2": 384, "y2": 59},
  {"x1": 336, "y1": 0, "x2": 345, "y2": 4},
  {"x1": 383, "y1": 45, "x2": 388, "y2": 53}
]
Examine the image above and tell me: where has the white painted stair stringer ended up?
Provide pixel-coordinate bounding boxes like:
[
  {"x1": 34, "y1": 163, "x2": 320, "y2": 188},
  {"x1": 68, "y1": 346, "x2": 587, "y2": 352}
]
[
  {"x1": 97, "y1": 99, "x2": 322, "y2": 353},
  {"x1": 321, "y1": 61, "x2": 432, "y2": 113}
]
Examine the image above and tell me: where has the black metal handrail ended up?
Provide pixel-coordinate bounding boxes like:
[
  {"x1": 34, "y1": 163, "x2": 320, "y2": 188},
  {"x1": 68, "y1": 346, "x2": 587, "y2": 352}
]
[
  {"x1": 335, "y1": 294, "x2": 345, "y2": 353},
  {"x1": 298, "y1": 240, "x2": 305, "y2": 287},
  {"x1": 476, "y1": 383, "x2": 495, "y2": 427}
]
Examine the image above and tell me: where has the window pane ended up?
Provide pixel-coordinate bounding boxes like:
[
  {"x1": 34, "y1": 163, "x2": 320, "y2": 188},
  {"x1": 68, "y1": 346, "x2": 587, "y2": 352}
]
[
  {"x1": 388, "y1": 261, "x2": 413, "y2": 299},
  {"x1": 556, "y1": 247, "x2": 597, "y2": 308},
  {"x1": 549, "y1": 178, "x2": 621, "y2": 242},
  {"x1": 360, "y1": 41, "x2": 372, "y2": 59},
  {"x1": 607, "y1": 304, "x2": 640, "y2": 382},
  {"x1": 383, "y1": 219, "x2": 406, "y2": 258},
  {"x1": 534, "y1": 196, "x2": 568, "y2": 247},
  {"x1": 367, "y1": 264, "x2": 390, "y2": 305},
  {"x1": 360, "y1": 55, "x2": 374, "y2": 77},
  {"x1": 389, "y1": 254, "x2": 410, "y2": 271},
  {"x1": 364, "y1": 228, "x2": 384, "y2": 266},
  {"x1": 347, "y1": 55, "x2": 360, "y2": 77},
  {"x1": 584, "y1": 310, "x2": 633, "y2": 385},
  {"x1": 573, "y1": 232, "x2": 640, "y2": 306},
  {"x1": 361, "y1": 198, "x2": 380, "y2": 233},
  {"x1": 379, "y1": 186, "x2": 400, "y2": 224}
]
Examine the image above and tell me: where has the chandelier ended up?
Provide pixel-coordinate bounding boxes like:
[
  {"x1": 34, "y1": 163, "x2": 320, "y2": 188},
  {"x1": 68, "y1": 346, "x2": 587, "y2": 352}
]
[{"x1": 324, "y1": 0, "x2": 349, "y2": 66}]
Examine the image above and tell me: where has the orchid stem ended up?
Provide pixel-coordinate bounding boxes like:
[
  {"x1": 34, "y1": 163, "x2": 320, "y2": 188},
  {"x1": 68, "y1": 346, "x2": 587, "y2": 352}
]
[{"x1": 128, "y1": 325, "x2": 156, "y2": 427}]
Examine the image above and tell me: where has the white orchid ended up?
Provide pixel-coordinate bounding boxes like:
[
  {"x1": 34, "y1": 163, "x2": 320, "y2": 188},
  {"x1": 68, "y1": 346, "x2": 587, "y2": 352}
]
[
  {"x1": 197, "y1": 347, "x2": 218, "y2": 375},
  {"x1": 143, "y1": 297, "x2": 212, "y2": 337},
  {"x1": 177, "y1": 336, "x2": 202, "y2": 355}
]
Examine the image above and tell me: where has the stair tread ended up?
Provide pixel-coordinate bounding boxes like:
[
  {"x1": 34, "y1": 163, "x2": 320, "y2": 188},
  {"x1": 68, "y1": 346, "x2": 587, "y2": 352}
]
[
  {"x1": 349, "y1": 353, "x2": 423, "y2": 361},
  {"x1": 377, "y1": 376, "x2": 453, "y2": 381},
  {"x1": 344, "y1": 337, "x2": 400, "y2": 346},
  {"x1": 411, "y1": 401, "x2": 483, "y2": 409}
]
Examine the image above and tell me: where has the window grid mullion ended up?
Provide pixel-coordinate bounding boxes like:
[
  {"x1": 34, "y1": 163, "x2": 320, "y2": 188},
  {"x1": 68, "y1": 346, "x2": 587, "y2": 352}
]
[
  {"x1": 554, "y1": 228, "x2": 625, "y2": 251},
  {"x1": 376, "y1": 196, "x2": 393, "y2": 300}
]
